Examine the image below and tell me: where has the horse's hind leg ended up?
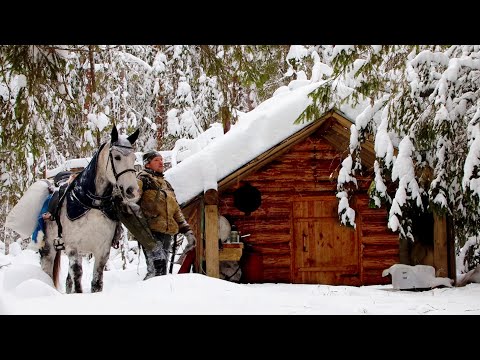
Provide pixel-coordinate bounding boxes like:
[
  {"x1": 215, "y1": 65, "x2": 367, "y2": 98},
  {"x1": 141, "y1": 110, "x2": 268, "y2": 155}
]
[
  {"x1": 66, "y1": 250, "x2": 83, "y2": 293},
  {"x1": 65, "y1": 273, "x2": 73, "y2": 294},
  {"x1": 91, "y1": 251, "x2": 109, "y2": 293},
  {"x1": 39, "y1": 241, "x2": 55, "y2": 281}
]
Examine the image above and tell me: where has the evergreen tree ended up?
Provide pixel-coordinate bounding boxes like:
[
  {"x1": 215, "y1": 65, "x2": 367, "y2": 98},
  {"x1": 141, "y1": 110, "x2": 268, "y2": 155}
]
[{"x1": 297, "y1": 45, "x2": 480, "y2": 271}]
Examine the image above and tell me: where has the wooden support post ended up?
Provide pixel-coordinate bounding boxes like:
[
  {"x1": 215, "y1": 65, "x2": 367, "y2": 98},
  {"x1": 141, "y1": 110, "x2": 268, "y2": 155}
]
[
  {"x1": 205, "y1": 189, "x2": 219, "y2": 278},
  {"x1": 433, "y1": 214, "x2": 448, "y2": 277}
]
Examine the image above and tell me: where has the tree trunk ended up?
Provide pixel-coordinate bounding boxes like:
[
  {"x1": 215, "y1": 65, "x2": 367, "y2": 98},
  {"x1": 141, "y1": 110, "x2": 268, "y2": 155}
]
[
  {"x1": 4, "y1": 234, "x2": 10, "y2": 256},
  {"x1": 155, "y1": 93, "x2": 166, "y2": 149},
  {"x1": 221, "y1": 105, "x2": 230, "y2": 134},
  {"x1": 87, "y1": 46, "x2": 100, "y2": 145}
]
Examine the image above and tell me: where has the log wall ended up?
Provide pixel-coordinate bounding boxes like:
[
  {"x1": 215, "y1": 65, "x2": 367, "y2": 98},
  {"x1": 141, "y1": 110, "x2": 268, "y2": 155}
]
[{"x1": 216, "y1": 130, "x2": 398, "y2": 285}]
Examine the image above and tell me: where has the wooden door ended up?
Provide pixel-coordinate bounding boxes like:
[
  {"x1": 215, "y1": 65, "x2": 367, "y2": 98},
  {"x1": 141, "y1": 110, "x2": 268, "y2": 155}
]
[{"x1": 292, "y1": 197, "x2": 360, "y2": 285}]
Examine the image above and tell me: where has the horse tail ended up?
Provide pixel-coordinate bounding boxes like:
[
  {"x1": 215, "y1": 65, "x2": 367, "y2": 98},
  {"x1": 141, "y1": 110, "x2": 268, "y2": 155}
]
[{"x1": 53, "y1": 250, "x2": 61, "y2": 289}]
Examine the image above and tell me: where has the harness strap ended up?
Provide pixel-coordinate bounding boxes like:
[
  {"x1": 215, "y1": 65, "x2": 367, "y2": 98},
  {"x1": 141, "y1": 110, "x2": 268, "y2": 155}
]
[
  {"x1": 109, "y1": 150, "x2": 136, "y2": 181},
  {"x1": 115, "y1": 168, "x2": 136, "y2": 179},
  {"x1": 85, "y1": 188, "x2": 113, "y2": 207},
  {"x1": 55, "y1": 175, "x2": 79, "y2": 240}
]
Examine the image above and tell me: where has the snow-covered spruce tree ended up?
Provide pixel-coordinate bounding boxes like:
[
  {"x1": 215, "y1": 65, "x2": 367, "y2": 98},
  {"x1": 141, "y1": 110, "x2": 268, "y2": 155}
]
[
  {"x1": 296, "y1": 45, "x2": 480, "y2": 271},
  {"x1": 198, "y1": 45, "x2": 290, "y2": 132},
  {"x1": 0, "y1": 45, "x2": 78, "y2": 233}
]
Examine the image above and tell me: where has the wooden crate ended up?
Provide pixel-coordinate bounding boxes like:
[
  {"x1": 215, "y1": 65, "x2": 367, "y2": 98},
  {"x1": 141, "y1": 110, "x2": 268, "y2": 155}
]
[{"x1": 219, "y1": 243, "x2": 244, "y2": 261}]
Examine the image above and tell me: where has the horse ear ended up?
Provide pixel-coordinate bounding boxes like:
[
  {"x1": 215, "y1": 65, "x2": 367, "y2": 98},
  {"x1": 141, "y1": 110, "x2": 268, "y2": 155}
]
[
  {"x1": 111, "y1": 126, "x2": 119, "y2": 144},
  {"x1": 127, "y1": 128, "x2": 140, "y2": 145}
]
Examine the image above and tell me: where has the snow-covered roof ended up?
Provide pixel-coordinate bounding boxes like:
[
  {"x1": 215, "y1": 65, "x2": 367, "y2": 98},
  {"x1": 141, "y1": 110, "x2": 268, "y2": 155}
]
[{"x1": 165, "y1": 81, "x2": 364, "y2": 205}]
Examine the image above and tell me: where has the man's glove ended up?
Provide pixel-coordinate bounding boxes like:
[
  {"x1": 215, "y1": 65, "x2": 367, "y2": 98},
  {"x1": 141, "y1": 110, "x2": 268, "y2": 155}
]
[
  {"x1": 184, "y1": 230, "x2": 197, "y2": 251},
  {"x1": 175, "y1": 230, "x2": 197, "y2": 265}
]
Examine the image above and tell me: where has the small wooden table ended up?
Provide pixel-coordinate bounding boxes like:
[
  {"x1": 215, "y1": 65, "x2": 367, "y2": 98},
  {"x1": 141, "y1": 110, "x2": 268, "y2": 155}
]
[{"x1": 219, "y1": 242, "x2": 244, "y2": 261}]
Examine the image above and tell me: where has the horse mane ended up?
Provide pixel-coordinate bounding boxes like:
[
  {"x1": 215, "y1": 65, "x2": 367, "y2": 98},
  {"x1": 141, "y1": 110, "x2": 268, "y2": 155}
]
[{"x1": 72, "y1": 142, "x2": 109, "y2": 198}]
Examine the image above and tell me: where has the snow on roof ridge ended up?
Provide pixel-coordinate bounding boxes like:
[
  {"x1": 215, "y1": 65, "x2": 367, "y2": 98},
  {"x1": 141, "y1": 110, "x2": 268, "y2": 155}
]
[{"x1": 165, "y1": 81, "x2": 326, "y2": 205}]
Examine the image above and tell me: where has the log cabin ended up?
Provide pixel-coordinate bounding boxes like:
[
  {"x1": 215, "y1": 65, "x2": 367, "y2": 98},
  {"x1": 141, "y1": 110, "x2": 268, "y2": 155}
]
[{"x1": 166, "y1": 82, "x2": 455, "y2": 286}]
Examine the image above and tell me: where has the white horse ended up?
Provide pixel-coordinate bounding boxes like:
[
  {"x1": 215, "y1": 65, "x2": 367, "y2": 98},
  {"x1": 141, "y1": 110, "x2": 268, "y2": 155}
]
[{"x1": 40, "y1": 126, "x2": 139, "y2": 293}]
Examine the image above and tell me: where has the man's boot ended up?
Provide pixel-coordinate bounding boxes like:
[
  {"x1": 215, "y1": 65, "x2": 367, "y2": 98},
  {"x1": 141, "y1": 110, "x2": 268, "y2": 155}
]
[
  {"x1": 153, "y1": 258, "x2": 167, "y2": 276},
  {"x1": 142, "y1": 246, "x2": 156, "y2": 280}
]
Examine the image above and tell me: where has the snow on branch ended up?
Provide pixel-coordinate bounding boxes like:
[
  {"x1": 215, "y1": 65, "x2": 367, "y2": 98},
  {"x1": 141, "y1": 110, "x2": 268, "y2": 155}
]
[
  {"x1": 463, "y1": 107, "x2": 480, "y2": 197},
  {"x1": 388, "y1": 136, "x2": 422, "y2": 238}
]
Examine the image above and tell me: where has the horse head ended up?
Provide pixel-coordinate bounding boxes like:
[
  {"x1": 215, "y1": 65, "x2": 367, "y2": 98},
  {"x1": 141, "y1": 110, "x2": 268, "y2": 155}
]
[{"x1": 107, "y1": 126, "x2": 140, "y2": 202}]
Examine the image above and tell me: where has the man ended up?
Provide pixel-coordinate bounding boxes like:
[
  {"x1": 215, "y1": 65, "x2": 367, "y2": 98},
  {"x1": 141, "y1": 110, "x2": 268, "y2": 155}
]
[{"x1": 137, "y1": 150, "x2": 197, "y2": 279}]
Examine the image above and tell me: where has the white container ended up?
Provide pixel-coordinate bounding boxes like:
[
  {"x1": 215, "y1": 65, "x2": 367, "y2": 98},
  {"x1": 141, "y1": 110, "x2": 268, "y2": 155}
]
[{"x1": 382, "y1": 264, "x2": 453, "y2": 290}]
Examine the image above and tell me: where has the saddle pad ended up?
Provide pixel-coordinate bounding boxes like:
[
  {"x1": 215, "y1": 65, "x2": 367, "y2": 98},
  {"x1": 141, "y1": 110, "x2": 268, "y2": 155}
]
[{"x1": 66, "y1": 191, "x2": 90, "y2": 221}]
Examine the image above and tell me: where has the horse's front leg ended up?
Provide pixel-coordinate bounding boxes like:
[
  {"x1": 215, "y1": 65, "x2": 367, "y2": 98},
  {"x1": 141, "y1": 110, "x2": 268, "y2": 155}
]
[
  {"x1": 91, "y1": 250, "x2": 109, "y2": 293},
  {"x1": 66, "y1": 250, "x2": 83, "y2": 293}
]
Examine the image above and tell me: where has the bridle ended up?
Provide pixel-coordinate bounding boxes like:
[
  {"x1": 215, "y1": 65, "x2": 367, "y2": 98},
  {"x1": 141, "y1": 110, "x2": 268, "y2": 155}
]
[{"x1": 109, "y1": 143, "x2": 137, "y2": 182}]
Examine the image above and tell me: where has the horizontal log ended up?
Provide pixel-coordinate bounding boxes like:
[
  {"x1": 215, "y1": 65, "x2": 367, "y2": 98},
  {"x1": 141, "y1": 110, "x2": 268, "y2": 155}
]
[
  {"x1": 280, "y1": 151, "x2": 343, "y2": 162},
  {"x1": 262, "y1": 255, "x2": 291, "y2": 268},
  {"x1": 358, "y1": 209, "x2": 390, "y2": 218},
  {"x1": 245, "y1": 234, "x2": 291, "y2": 245},
  {"x1": 252, "y1": 193, "x2": 317, "y2": 203},
  {"x1": 262, "y1": 268, "x2": 291, "y2": 283},
  {"x1": 235, "y1": 223, "x2": 291, "y2": 234},
  {"x1": 247, "y1": 234, "x2": 291, "y2": 242},
  {"x1": 240, "y1": 206, "x2": 291, "y2": 218},
  {"x1": 249, "y1": 247, "x2": 290, "y2": 256},
  {"x1": 256, "y1": 171, "x2": 339, "y2": 183},
  {"x1": 358, "y1": 216, "x2": 390, "y2": 225},
  {"x1": 359, "y1": 221, "x2": 393, "y2": 229},
  {"x1": 268, "y1": 157, "x2": 343, "y2": 170},
  {"x1": 361, "y1": 236, "x2": 399, "y2": 246},
  {"x1": 361, "y1": 228, "x2": 397, "y2": 237},
  {"x1": 355, "y1": 195, "x2": 374, "y2": 206},
  {"x1": 362, "y1": 256, "x2": 398, "y2": 270},
  {"x1": 231, "y1": 214, "x2": 291, "y2": 222},
  {"x1": 362, "y1": 246, "x2": 399, "y2": 257},
  {"x1": 234, "y1": 219, "x2": 292, "y2": 229},
  {"x1": 260, "y1": 189, "x2": 339, "y2": 198},
  {"x1": 297, "y1": 265, "x2": 358, "y2": 273},
  {"x1": 290, "y1": 140, "x2": 338, "y2": 152},
  {"x1": 240, "y1": 180, "x2": 338, "y2": 191},
  {"x1": 362, "y1": 269, "x2": 392, "y2": 285}
]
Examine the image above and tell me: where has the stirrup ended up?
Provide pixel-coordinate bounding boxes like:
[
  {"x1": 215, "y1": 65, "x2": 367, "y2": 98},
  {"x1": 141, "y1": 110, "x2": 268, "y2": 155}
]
[{"x1": 53, "y1": 237, "x2": 65, "y2": 251}]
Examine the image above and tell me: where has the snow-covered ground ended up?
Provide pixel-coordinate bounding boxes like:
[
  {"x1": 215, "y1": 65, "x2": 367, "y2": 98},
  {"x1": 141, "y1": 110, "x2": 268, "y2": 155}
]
[{"x1": 1, "y1": 243, "x2": 480, "y2": 315}]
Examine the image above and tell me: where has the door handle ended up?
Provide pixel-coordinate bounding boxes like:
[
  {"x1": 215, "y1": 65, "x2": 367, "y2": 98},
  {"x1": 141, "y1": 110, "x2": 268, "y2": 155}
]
[{"x1": 303, "y1": 232, "x2": 308, "y2": 252}]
